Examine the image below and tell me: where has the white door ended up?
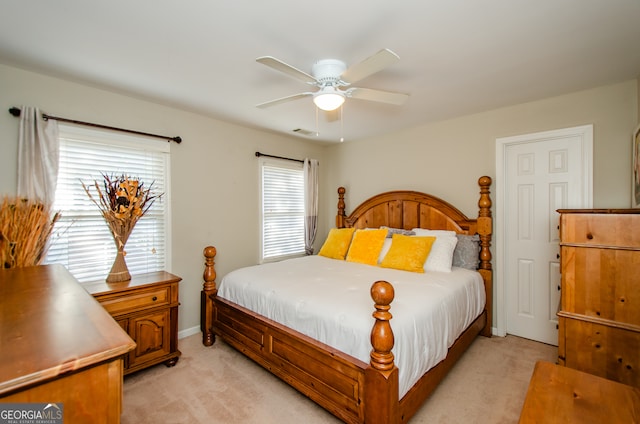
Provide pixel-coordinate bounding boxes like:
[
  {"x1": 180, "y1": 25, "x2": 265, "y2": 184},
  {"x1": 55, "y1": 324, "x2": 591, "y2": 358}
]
[{"x1": 496, "y1": 126, "x2": 592, "y2": 345}]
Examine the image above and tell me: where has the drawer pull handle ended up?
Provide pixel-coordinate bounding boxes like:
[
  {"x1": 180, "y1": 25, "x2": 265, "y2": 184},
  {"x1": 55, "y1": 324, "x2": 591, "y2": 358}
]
[
  {"x1": 152, "y1": 296, "x2": 158, "y2": 301},
  {"x1": 586, "y1": 232, "x2": 593, "y2": 240}
]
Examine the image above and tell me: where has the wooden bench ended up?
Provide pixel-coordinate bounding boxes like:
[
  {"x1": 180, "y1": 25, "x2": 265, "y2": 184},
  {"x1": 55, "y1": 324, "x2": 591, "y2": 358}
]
[{"x1": 519, "y1": 361, "x2": 640, "y2": 423}]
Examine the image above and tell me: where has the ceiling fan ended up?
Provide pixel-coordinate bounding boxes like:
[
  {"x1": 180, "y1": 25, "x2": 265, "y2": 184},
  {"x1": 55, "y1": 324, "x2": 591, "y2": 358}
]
[{"x1": 255, "y1": 48, "x2": 409, "y2": 112}]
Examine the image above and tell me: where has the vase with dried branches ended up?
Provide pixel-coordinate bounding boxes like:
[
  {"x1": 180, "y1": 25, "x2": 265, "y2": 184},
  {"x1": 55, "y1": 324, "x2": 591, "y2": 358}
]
[
  {"x1": 0, "y1": 197, "x2": 60, "y2": 269},
  {"x1": 83, "y1": 174, "x2": 162, "y2": 283}
]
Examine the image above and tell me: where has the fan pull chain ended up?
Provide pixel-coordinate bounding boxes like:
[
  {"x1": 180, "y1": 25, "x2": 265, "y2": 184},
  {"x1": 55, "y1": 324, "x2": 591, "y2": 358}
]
[
  {"x1": 340, "y1": 104, "x2": 344, "y2": 142},
  {"x1": 315, "y1": 107, "x2": 319, "y2": 137}
]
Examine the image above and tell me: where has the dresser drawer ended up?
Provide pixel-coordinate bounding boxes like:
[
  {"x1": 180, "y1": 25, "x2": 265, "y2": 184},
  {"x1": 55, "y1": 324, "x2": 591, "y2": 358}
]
[
  {"x1": 561, "y1": 246, "x2": 640, "y2": 326},
  {"x1": 99, "y1": 286, "x2": 170, "y2": 315},
  {"x1": 560, "y1": 213, "x2": 640, "y2": 248}
]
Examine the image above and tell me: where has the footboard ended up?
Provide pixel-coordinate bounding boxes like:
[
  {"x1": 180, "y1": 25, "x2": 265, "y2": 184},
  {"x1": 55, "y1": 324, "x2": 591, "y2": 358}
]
[
  {"x1": 200, "y1": 247, "x2": 399, "y2": 424},
  {"x1": 216, "y1": 297, "x2": 370, "y2": 423}
]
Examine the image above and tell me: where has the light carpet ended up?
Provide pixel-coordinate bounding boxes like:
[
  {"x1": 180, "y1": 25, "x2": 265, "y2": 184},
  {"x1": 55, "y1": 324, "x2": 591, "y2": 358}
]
[{"x1": 122, "y1": 333, "x2": 557, "y2": 423}]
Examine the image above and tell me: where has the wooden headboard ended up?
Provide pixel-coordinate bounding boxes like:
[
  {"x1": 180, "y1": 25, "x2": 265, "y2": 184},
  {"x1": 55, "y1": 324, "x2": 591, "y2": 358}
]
[{"x1": 335, "y1": 176, "x2": 493, "y2": 336}]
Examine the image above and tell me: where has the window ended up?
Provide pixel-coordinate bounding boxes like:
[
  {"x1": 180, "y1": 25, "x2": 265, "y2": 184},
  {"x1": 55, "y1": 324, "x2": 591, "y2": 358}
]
[
  {"x1": 45, "y1": 124, "x2": 170, "y2": 283},
  {"x1": 260, "y1": 157, "x2": 305, "y2": 262}
]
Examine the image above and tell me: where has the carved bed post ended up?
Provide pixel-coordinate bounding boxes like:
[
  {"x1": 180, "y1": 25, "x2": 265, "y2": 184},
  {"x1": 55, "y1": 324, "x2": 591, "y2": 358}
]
[
  {"x1": 201, "y1": 246, "x2": 217, "y2": 346},
  {"x1": 336, "y1": 186, "x2": 346, "y2": 228},
  {"x1": 365, "y1": 280, "x2": 400, "y2": 424},
  {"x1": 477, "y1": 176, "x2": 493, "y2": 336}
]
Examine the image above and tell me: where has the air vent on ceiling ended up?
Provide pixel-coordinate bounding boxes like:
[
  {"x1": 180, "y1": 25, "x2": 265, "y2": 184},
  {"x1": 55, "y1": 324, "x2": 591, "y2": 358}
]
[{"x1": 292, "y1": 128, "x2": 316, "y2": 136}]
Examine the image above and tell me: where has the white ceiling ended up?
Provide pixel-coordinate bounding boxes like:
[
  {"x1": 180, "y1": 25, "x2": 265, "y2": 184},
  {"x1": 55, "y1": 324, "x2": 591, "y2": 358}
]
[{"x1": 1, "y1": 1, "x2": 640, "y2": 144}]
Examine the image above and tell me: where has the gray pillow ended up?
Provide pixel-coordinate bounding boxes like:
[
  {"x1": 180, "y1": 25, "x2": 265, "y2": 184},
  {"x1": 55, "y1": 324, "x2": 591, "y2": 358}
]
[
  {"x1": 381, "y1": 226, "x2": 416, "y2": 238},
  {"x1": 453, "y1": 234, "x2": 480, "y2": 270}
]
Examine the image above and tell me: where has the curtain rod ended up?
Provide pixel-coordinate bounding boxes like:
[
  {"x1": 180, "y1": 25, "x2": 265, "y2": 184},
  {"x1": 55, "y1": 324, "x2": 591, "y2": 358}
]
[
  {"x1": 255, "y1": 151, "x2": 304, "y2": 164},
  {"x1": 9, "y1": 107, "x2": 182, "y2": 144}
]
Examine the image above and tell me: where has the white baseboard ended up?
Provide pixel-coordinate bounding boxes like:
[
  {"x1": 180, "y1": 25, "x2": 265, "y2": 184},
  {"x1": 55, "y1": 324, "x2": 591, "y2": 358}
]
[{"x1": 178, "y1": 325, "x2": 200, "y2": 339}]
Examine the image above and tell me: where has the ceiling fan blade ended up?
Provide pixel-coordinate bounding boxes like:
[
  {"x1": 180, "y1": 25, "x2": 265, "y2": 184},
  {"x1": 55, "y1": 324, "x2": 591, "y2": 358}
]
[
  {"x1": 256, "y1": 56, "x2": 317, "y2": 84},
  {"x1": 256, "y1": 92, "x2": 313, "y2": 108},
  {"x1": 341, "y1": 49, "x2": 400, "y2": 84},
  {"x1": 345, "y1": 87, "x2": 409, "y2": 105}
]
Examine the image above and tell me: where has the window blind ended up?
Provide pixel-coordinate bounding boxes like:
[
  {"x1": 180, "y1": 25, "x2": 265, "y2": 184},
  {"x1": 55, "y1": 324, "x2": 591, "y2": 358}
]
[
  {"x1": 45, "y1": 125, "x2": 170, "y2": 283},
  {"x1": 261, "y1": 159, "x2": 305, "y2": 261}
]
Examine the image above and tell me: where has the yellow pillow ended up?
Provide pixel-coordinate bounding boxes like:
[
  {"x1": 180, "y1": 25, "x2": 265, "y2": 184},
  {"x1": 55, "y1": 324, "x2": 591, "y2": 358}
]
[
  {"x1": 380, "y1": 234, "x2": 436, "y2": 273},
  {"x1": 346, "y1": 229, "x2": 388, "y2": 265},
  {"x1": 318, "y1": 228, "x2": 356, "y2": 259}
]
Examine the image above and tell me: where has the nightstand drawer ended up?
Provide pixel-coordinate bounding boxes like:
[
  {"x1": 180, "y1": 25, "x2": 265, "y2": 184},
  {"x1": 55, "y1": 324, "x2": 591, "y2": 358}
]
[{"x1": 100, "y1": 286, "x2": 170, "y2": 315}]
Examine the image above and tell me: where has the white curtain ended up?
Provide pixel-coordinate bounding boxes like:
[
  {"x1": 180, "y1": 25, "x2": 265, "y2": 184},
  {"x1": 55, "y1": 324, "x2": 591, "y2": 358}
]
[
  {"x1": 17, "y1": 106, "x2": 59, "y2": 204},
  {"x1": 303, "y1": 158, "x2": 319, "y2": 255}
]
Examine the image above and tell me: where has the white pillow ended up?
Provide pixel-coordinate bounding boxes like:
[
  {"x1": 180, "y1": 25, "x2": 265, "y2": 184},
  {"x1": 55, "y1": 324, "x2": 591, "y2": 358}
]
[
  {"x1": 378, "y1": 238, "x2": 392, "y2": 263},
  {"x1": 424, "y1": 235, "x2": 458, "y2": 272},
  {"x1": 411, "y1": 228, "x2": 457, "y2": 238},
  {"x1": 411, "y1": 228, "x2": 458, "y2": 272}
]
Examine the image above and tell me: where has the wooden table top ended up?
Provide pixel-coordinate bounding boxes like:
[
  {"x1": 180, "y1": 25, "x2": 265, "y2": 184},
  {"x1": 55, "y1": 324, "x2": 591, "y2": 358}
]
[
  {"x1": 519, "y1": 361, "x2": 640, "y2": 423},
  {"x1": 0, "y1": 264, "x2": 136, "y2": 395}
]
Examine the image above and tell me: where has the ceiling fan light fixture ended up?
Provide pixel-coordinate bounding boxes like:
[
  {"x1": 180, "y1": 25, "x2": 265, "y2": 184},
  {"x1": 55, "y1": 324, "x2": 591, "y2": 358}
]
[{"x1": 313, "y1": 88, "x2": 345, "y2": 111}]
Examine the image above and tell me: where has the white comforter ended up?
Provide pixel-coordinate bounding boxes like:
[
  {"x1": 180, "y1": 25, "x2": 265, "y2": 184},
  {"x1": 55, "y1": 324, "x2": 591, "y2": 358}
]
[{"x1": 218, "y1": 255, "x2": 485, "y2": 398}]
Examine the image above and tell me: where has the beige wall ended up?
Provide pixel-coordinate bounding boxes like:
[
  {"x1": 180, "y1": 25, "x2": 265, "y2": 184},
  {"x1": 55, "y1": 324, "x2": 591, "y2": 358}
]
[
  {"x1": 638, "y1": 75, "x2": 640, "y2": 124},
  {"x1": 0, "y1": 64, "x2": 328, "y2": 334}
]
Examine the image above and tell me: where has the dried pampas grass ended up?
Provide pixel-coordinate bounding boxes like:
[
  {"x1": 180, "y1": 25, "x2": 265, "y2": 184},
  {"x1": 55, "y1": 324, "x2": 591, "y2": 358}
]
[
  {"x1": 0, "y1": 197, "x2": 60, "y2": 269},
  {"x1": 82, "y1": 174, "x2": 162, "y2": 282}
]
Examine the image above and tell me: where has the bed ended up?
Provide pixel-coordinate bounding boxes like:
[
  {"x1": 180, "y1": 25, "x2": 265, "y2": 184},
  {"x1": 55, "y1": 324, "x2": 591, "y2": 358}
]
[{"x1": 200, "y1": 176, "x2": 492, "y2": 424}]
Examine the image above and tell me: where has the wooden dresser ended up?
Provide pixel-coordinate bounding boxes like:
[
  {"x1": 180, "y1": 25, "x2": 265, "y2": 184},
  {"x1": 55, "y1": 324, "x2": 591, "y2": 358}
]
[
  {"x1": 84, "y1": 271, "x2": 181, "y2": 374},
  {"x1": 557, "y1": 209, "x2": 640, "y2": 387},
  {"x1": 0, "y1": 264, "x2": 136, "y2": 423}
]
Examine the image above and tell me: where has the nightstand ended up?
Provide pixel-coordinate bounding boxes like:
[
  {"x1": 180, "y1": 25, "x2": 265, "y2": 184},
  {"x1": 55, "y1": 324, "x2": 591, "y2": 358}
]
[{"x1": 84, "y1": 271, "x2": 182, "y2": 374}]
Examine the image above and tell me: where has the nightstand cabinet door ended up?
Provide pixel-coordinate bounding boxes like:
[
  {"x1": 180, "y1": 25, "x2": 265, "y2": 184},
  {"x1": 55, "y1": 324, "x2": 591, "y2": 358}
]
[
  {"x1": 115, "y1": 318, "x2": 130, "y2": 369},
  {"x1": 129, "y1": 309, "x2": 171, "y2": 369}
]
